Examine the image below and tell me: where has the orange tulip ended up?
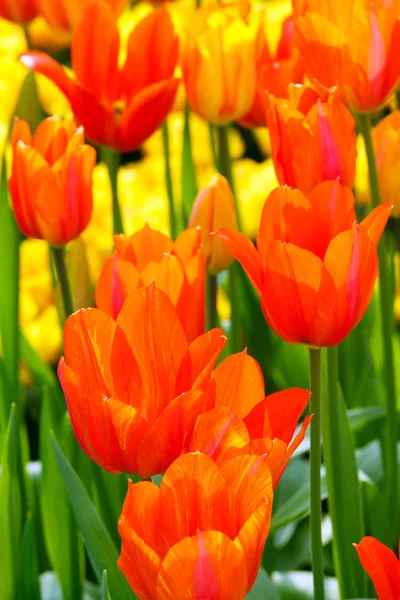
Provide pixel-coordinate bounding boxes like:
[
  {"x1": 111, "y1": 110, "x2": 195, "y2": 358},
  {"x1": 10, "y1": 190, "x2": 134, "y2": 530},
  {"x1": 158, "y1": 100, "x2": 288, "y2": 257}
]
[
  {"x1": 9, "y1": 117, "x2": 96, "y2": 246},
  {"x1": 95, "y1": 225, "x2": 205, "y2": 343},
  {"x1": 58, "y1": 285, "x2": 226, "y2": 477},
  {"x1": 293, "y1": 0, "x2": 400, "y2": 113},
  {"x1": 181, "y1": 1, "x2": 258, "y2": 125},
  {"x1": 217, "y1": 180, "x2": 392, "y2": 347},
  {"x1": 188, "y1": 351, "x2": 311, "y2": 487},
  {"x1": 0, "y1": 0, "x2": 38, "y2": 24},
  {"x1": 265, "y1": 84, "x2": 356, "y2": 195},
  {"x1": 354, "y1": 537, "x2": 400, "y2": 600},
  {"x1": 20, "y1": 3, "x2": 179, "y2": 152},
  {"x1": 188, "y1": 174, "x2": 238, "y2": 274},
  {"x1": 36, "y1": 0, "x2": 126, "y2": 31},
  {"x1": 118, "y1": 452, "x2": 273, "y2": 599},
  {"x1": 240, "y1": 17, "x2": 304, "y2": 127}
]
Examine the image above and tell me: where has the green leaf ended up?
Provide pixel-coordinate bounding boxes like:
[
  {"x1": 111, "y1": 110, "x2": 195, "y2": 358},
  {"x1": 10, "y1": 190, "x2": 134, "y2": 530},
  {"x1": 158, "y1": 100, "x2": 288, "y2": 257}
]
[
  {"x1": 271, "y1": 571, "x2": 339, "y2": 600},
  {"x1": 357, "y1": 440, "x2": 384, "y2": 483},
  {"x1": 359, "y1": 472, "x2": 389, "y2": 542},
  {"x1": 0, "y1": 404, "x2": 22, "y2": 600},
  {"x1": 246, "y1": 567, "x2": 280, "y2": 599},
  {"x1": 20, "y1": 333, "x2": 60, "y2": 394},
  {"x1": 13, "y1": 70, "x2": 45, "y2": 130},
  {"x1": 181, "y1": 103, "x2": 198, "y2": 226},
  {"x1": 21, "y1": 512, "x2": 41, "y2": 600},
  {"x1": 40, "y1": 388, "x2": 84, "y2": 600},
  {"x1": 51, "y1": 434, "x2": 136, "y2": 600},
  {"x1": 102, "y1": 571, "x2": 111, "y2": 600}
]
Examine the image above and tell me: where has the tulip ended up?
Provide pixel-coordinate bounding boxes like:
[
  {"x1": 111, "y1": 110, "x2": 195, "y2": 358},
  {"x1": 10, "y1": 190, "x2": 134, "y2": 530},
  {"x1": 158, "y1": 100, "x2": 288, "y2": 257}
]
[
  {"x1": 9, "y1": 116, "x2": 96, "y2": 246},
  {"x1": 181, "y1": 2, "x2": 258, "y2": 125},
  {"x1": 188, "y1": 174, "x2": 238, "y2": 274},
  {"x1": 293, "y1": 0, "x2": 400, "y2": 113},
  {"x1": 354, "y1": 537, "x2": 400, "y2": 600},
  {"x1": 118, "y1": 452, "x2": 273, "y2": 599},
  {"x1": 0, "y1": 0, "x2": 38, "y2": 24},
  {"x1": 188, "y1": 351, "x2": 311, "y2": 487},
  {"x1": 58, "y1": 285, "x2": 227, "y2": 477},
  {"x1": 95, "y1": 224, "x2": 205, "y2": 343},
  {"x1": 20, "y1": 2, "x2": 179, "y2": 152},
  {"x1": 265, "y1": 84, "x2": 356, "y2": 195},
  {"x1": 37, "y1": 0, "x2": 126, "y2": 31},
  {"x1": 240, "y1": 17, "x2": 304, "y2": 127},
  {"x1": 217, "y1": 180, "x2": 392, "y2": 347}
]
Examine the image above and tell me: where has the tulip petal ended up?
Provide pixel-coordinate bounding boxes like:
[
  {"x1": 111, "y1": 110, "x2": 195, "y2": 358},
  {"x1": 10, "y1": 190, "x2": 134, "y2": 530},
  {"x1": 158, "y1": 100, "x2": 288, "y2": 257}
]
[
  {"x1": 354, "y1": 537, "x2": 400, "y2": 600},
  {"x1": 95, "y1": 256, "x2": 140, "y2": 319},
  {"x1": 360, "y1": 202, "x2": 392, "y2": 247},
  {"x1": 235, "y1": 501, "x2": 272, "y2": 589},
  {"x1": 175, "y1": 249, "x2": 206, "y2": 344},
  {"x1": 115, "y1": 224, "x2": 173, "y2": 270},
  {"x1": 173, "y1": 227, "x2": 202, "y2": 265},
  {"x1": 156, "y1": 531, "x2": 248, "y2": 600},
  {"x1": 140, "y1": 256, "x2": 185, "y2": 306},
  {"x1": 20, "y1": 51, "x2": 74, "y2": 100},
  {"x1": 216, "y1": 229, "x2": 264, "y2": 294}
]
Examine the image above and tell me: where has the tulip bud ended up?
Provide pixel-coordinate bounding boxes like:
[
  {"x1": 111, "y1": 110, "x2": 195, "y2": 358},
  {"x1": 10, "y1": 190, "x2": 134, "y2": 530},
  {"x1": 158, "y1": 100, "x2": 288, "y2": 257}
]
[
  {"x1": 9, "y1": 116, "x2": 96, "y2": 246},
  {"x1": 0, "y1": 0, "x2": 38, "y2": 24},
  {"x1": 189, "y1": 174, "x2": 238, "y2": 274}
]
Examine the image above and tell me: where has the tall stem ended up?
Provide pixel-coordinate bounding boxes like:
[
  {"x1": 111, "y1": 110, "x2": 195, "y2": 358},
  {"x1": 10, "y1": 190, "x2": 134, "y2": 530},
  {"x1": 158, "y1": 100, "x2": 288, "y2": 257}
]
[
  {"x1": 358, "y1": 113, "x2": 398, "y2": 542},
  {"x1": 309, "y1": 348, "x2": 325, "y2": 600},
  {"x1": 101, "y1": 146, "x2": 123, "y2": 235},
  {"x1": 206, "y1": 274, "x2": 218, "y2": 331},
  {"x1": 162, "y1": 120, "x2": 177, "y2": 239},
  {"x1": 217, "y1": 125, "x2": 242, "y2": 231},
  {"x1": 51, "y1": 247, "x2": 74, "y2": 321}
]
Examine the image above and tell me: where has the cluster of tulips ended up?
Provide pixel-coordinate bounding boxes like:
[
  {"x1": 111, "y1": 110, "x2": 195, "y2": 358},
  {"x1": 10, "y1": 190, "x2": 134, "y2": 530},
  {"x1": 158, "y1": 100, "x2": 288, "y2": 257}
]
[{"x1": 1, "y1": 0, "x2": 400, "y2": 599}]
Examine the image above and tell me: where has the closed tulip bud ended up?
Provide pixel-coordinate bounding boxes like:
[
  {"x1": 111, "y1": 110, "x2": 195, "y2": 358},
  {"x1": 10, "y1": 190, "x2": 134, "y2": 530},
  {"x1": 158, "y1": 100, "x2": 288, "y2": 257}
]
[
  {"x1": 181, "y1": 2, "x2": 258, "y2": 125},
  {"x1": 266, "y1": 84, "x2": 357, "y2": 195},
  {"x1": 189, "y1": 174, "x2": 238, "y2": 274},
  {"x1": 354, "y1": 537, "x2": 400, "y2": 600},
  {"x1": 0, "y1": 0, "x2": 38, "y2": 24},
  {"x1": 118, "y1": 452, "x2": 273, "y2": 599},
  {"x1": 370, "y1": 111, "x2": 400, "y2": 218},
  {"x1": 9, "y1": 117, "x2": 96, "y2": 246}
]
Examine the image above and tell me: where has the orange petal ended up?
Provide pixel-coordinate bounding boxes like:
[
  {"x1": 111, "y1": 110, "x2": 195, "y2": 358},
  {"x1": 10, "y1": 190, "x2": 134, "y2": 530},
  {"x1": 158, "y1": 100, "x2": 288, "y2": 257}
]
[
  {"x1": 172, "y1": 226, "x2": 202, "y2": 265},
  {"x1": 308, "y1": 180, "x2": 356, "y2": 242},
  {"x1": 360, "y1": 203, "x2": 392, "y2": 247},
  {"x1": 20, "y1": 51, "x2": 74, "y2": 100},
  {"x1": 11, "y1": 118, "x2": 32, "y2": 148},
  {"x1": 95, "y1": 255, "x2": 140, "y2": 319},
  {"x1": 175, "y1": 249, "x2": 206, "y2": 344},
  {"x1": 213, "y1": 351, "x2": 265, "y2": 419},
  {"x1": 120, "y1": 223, "x2": 173, "y2": 270},
  {"x1": 216, "y1": 229, "x2": 264, "y2": 294},
  {"x1": 140, "y1": 255, "x2": 185, "y2": 307},
  {"x1": 116, "y1": 286, "x2": 188, "y2": 422},
  {"x1": 354, "y1": 536, "x2": 400, "y2": 600},
  {"x1": 156, "y1": 531, "x2": 248, "y2": 600},
  {"x1": 235, "y1": 500, "x2": 272, "y2": 589}
]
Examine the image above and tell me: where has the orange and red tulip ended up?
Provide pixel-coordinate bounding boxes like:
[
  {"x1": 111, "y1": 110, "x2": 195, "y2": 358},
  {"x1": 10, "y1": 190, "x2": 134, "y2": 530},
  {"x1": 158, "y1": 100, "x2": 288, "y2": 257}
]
[
  {"x1": 217, "y1": 180, "x2": 392, "y2": 347},
  {"x1": 58, "y1": 285, "x2": 226, "y2": 478},
  {"x1": 181, "y1": 1, "x2": 258, "y2": 125},
  {"x1": 20, "y1": 2, "x2": 179, "y2": 152},
  {"x1": 188, "y1": 351, "x2": 311, "y2": 487},
  {"x1": 118, "y1": 452, "x2": 273, "y2": 599},
  {"x1": 95, "y1": 225, "x2": 205, "y2": 343},
  {"x1": 354, "y1": 537, "x2": 400, "y2": 600},
  {"x1": 0, "y1": 0, "x2": 38, "y2": 24},
  {"x1": 265, "y1": 84, "x2": 356, "y2": 195},
  {"x1": 9, "y1": 117, "x2": 96, "y2": 246},
  {"x1": 188, "y1": 174, "x2": 238, "y2": 274},
  {"x1": 36, "y1": 0, "x2": 126, "y2": 31},
  {"x1": 293, "y1": 0, "x2": 400, "y2": 113},
  {"x1": 240, "y1": 17, "x2": 304, "y2": 127}
]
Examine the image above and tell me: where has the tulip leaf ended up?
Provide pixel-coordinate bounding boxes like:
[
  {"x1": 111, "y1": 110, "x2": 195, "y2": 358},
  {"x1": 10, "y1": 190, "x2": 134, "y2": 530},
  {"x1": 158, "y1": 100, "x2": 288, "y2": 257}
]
[
  {"x1": 21, "y1": 512, "x2": 41, "y2": 600},
  {"x1": 246, "y1": 567, "x2": 280, "y2": 599},
  {"x1": 40, "y1": 388, "x2": 84, "y2": 600},
  {"x1": 51, "y1": 434, "x2": 137, "y2": 600},
  {"x1": 0, "y1": 404, "x2": 22, "y2": 600},
  {"x1": 271, "y1": 571, "x2": 339, "y2": 600},
  {"x1": 102, "y1": 571, "x2": 112, "y2": 600},
  {"x1": 20, "y1": 333, "x2": 63, "y2": 403},
  {"x1": 181, "y1": 103, "x2": 198, "y2": 226}
]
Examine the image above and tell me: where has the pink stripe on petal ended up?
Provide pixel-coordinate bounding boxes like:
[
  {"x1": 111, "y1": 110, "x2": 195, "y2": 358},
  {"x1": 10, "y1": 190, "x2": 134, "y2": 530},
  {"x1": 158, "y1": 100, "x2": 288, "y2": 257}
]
[
  {"x1": 194, "y1": 531, "x2": 218, "y2": 600},
  {"x1": 369, "y1": 11, "x2": 386, "y2": 83},
  {"x1": 317, "y1": 100, "x2": 340, "y2": 181},
  {"x1": 111, "y1": 254, "x2": 124, "y2": 319},
  {"x1": 203, "y1": 412, "x2": 237, "y2": 460},
  {"x1": 346, "y1": 224, "x2": 360, "y2": 326}
]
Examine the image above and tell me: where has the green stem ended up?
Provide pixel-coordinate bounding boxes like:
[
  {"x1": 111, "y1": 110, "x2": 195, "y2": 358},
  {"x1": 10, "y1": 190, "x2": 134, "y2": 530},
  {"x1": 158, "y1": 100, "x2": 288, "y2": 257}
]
[
  {"x1": 358, "y1": 113, "x2": 398, "y2": 542},
  {"x1": 51, "y1": 247, "x2": 74, "y2": 321},
  {"x1": 101, "y1": 146, "x2": 123, "y2": 235},
  {"x1": 217, "y1": 125, "x2": 242, "y2": 231},
  {"x1": 162, "y1": 120, "x2": 177, "y2": 239},
  {"x1": 229, "y1": 263, "x2": 241, "y2": 353},
  {"x1": 209, "y1": 124, "x2": 219, "y2": 170},
  {"x1": 206, "y1": 274, "x2": 219, "y2": 331},
  {"x1": 309, "y1": 348, "x2": 325, "y2": 600},
  {"x1": 396, "y1": 90, "x2": 400, "y2": 111}
]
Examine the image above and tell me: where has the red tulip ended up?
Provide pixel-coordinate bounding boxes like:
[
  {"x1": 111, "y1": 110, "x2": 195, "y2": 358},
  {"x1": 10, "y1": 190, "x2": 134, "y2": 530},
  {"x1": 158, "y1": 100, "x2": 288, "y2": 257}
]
[{"x1": 354, "y1": 537, "x2": 400, "y2": 600}]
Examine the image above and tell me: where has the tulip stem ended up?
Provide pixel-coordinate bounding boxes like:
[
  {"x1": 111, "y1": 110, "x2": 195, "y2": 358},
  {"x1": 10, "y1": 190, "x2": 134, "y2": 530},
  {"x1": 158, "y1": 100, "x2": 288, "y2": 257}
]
[
  {"x1": 396, "y1": 90, "x2": 400, "y2": 111},
  {"x1": 51, "y1": 246, "x2": 74, "y2": 321},
  {"x1": 358, "y1": 112, "x2": 398, "y2": 543},
  {"x1": 309, "y1": 348, "x2": 325, "y2": 600},
  {"x1": 162, "y1": 120, "x2": 178, "y2": 239},
  {"x1": 217, "y1": 125, "x2": 242, "y2": 231},
  {"x1": 206, "y1": 274, "x2": 219, "y2": 331},
  {"x1": 101, "y1": 146, "x2": 124, "y2": 235}
]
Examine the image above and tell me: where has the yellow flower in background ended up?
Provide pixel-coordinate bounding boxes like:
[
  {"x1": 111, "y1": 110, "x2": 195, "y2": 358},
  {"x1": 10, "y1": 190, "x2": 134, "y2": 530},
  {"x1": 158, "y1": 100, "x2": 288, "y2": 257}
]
[
  {"x1": 394, "y1": 253, "x2": 400, "y2": 324},
  {"x1": 27, "y1": 17, "x2": 71, "y2": 50},
  {"x1": 355, "y1": 135, "x2": 370, "y2": 208}
]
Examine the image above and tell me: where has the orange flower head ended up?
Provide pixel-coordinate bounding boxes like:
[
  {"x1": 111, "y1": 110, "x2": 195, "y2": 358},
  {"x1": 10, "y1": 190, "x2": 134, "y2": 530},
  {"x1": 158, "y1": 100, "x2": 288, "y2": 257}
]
[
  {"x1": 240, "y1": 16, "x2": 304, "y2": 127},
  {"x1": 216, "y1": 180, "x2": 392, "y2": 347},
  {"x1": 36, "y1": 0, "x2": 126, "y2": 31},
  {"x1": 188, "y1": 174, "x2": 238, "y2": 274},
  {"x1": 0, "y1": 0, "x2": 38, "y2": 24},
  {"x1": 58, "y1": 285, "x2": 227, "y2": 478},
  {"x1": 188, "y1": 350, "x2": 311, "y2": 487},
  {"x1": 9, "y1": 116, "x2": 96, "y2": 246},
  {"x1": 118, "y1": 452, "x2": 273, "y2": 599},
  {"x1": 20, "y1": 3, "x2": 179, "y2": 152},
  {"x1": 265, "y1": 83, "x2": 357, "y2": 195},
  {"x1": 354, "y1": 537, "x2": 400, "y2": 600},
  {"x1": 293, "y1": 0, "x2": 400, "y2": 112},
  {"x1": 95, "y1": 224, "x2": 205, "y2": 343},
  {"x1": 181, "y1": 1, "x2": 258, "y2": 125},
  {"x1": 369, "y1": 110, "x2": 400, "y2": 218}
]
